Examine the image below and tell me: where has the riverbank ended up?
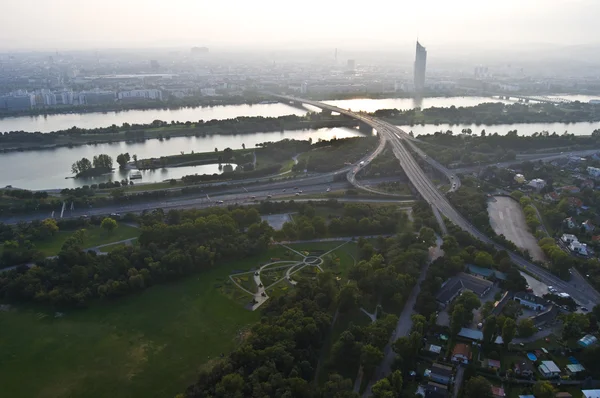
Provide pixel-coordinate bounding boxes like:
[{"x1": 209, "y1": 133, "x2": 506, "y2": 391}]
[{"x1": 0, "y1": 114, "x2": 358, "y2": 153}]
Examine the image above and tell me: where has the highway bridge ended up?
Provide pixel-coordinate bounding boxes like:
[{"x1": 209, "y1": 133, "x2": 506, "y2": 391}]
[
  {"x1": 274, "y1": 94, "x2": 600, "y2": 308},
  {"x1": 496, "y1": 95, "x2": 573, "y2": 105}
]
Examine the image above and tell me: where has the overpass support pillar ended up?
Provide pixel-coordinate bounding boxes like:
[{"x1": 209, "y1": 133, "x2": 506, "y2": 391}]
[
  {"x1": 359, "y1": 122, "x2": 373, "y2": 134},
  {"x1": 321, "y1": 109, "x2": 332, "y2": 116}
]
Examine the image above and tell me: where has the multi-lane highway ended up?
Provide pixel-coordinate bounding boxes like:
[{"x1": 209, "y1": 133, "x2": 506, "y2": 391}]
[
  {"x1": 0, "y1": 176, "x2": 409, "y2": 224},
  {"x1": 275, "y1": 94, "x2": 600, "y2": 307}
]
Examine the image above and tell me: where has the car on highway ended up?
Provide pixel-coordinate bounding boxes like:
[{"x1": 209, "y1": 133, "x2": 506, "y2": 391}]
[
  {"x1": 251, "y1": 196, "x2": 256, "y2": 199},
  {"x1": 293, "y1": 187, "x2": 298, "y2": 190},
  {"x1": 295, "y1": 192, "x2": 300, "y2": 196},
  {"x1": 216, "y1": 200, "x2": 224, "y2": 204},
  {"x1": 326, "y1": 187, "x2": 330, "y2": 192},
  {"x1": 282, "y1": 189, "x2": 286, "y2": 192},
  {"x1": 266, "y1": 195, "x2": 272, "y2": 199}
]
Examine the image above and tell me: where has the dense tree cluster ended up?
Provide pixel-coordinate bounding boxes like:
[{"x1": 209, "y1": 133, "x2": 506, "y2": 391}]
[
  {"x1": 276, "y1": 203, "x2": 409, "y2": 240},
  {"x1": 374, "y1": 101, "x2": 600, "y2": 126},
  {"x1": 0, "y1": 207, "x2": 272, "y2": 306},
  {"x1": 293, "y1": 136, "x2": 379, "y2": 173},
  {"x1": 71, "y1": 154, "x2": 114, "y2": 177},
  {"x1": 1, "y1": 112, "x2": 357, "y2": 149},
  {"x1": 416, "y1": 128, "x2": 600, "y2": 167}
]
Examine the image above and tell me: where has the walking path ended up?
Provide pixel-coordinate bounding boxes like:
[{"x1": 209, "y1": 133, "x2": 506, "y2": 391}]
[
  {"x1": 87, "y1": 237, "x2": 138, "y2": 254},
  {"x1": 362, "y1": 235, "x2": 444, "y2": 397}
]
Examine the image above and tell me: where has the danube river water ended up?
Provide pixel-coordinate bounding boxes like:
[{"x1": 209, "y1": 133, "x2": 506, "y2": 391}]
[
  {"x1": 0, "y1": 126, "x2": 364, "y2": 190},
  {"x1": 0, "y1": 96, "x2": 514, "y2": 133},
  {"x1": 2, "y1": 94, "x2": 600, "y2": 190}
]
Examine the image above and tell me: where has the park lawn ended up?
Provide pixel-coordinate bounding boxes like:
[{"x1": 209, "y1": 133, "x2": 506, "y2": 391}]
[
  {"x1": 99, "y1": 242, "x2": 133, "y2": 253},
  {"x1": 0, "y1": 252, "x2": 273, "y2": 398},
  {"x1": 34, "y1": 223, "x2": 141, "y2": 256}
]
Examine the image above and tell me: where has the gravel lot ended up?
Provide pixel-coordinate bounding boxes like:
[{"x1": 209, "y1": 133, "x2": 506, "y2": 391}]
[{"x1": 488, "y1": 196, "x2": 546, "y2": 262}]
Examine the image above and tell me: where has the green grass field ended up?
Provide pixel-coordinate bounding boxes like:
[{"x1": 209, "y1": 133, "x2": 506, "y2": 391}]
[
  {"x1": 0, "y1": 251, "x2": 277, "y2": 398},
  {"x1": 0, "y1": 240, "x2": 359, "y2": 398},
  {"x1": 34, "y1": 223, "x2": 141, "y2": 256}
]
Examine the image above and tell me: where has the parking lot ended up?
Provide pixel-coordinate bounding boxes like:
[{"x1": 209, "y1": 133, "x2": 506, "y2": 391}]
[{"x1": 488, "y1": 196, "x2": 546, "y2": 262}]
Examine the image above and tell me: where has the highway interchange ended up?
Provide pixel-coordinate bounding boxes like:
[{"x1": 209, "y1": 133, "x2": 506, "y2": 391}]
[{"x1": 276, "y1": 94, "x2": 600, "y2": 308}]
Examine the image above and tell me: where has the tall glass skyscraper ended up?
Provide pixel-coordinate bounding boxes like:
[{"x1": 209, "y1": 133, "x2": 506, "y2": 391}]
[{"x1": 414, "y1": 41, "x2": 427, "y2": 93}]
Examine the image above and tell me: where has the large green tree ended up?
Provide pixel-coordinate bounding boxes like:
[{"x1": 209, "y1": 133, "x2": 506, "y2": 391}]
[
  {"x1": 517, "y1": 318, "x2": 536, "y2": 338},
  {"x1": 93, "y1": 154, "x2": 113, "y2": 169},
  {"x1": 501, "y1": 318, "x2": 517, "y2": 346},
  {"x1": 101, "y1": 217, "x2": 118, "y2": 234},
  {"x1": 532, "y1": 381, "x2": 556, "y2": 398},
  {"x1": 464, "y1": 376, "x2": 493, "y2": 398},
  {"x1": 71, "y1": 157, "x2": 92, "y2": 175}
]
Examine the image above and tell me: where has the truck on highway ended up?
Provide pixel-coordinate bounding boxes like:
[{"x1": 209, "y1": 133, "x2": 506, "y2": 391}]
[{"x1": 359, "y1": 161, "x2": 365, "y2": 166}]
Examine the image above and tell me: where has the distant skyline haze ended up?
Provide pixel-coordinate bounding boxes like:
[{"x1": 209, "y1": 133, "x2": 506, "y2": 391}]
[{"x1": 0, "y1": 0, "x2": 597, "y2": 50}]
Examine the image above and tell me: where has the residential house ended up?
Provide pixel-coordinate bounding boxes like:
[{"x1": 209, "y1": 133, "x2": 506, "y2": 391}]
[
  {"x1": 538, "y1": 360, "x2": 561, "y2": 378},
  {"x1": 555, "y1": 394, "x2": 572, "y2": 398},
  {"x1": 578, "y1": 334, "x2": 598, "y2": 347},
  {"x1": 581, "y1": 179, "x2": 595, "y2": 189},
  {"x1": 458, "y1": 328, "x2": 483, "y2": 342},
  {"x1": 514, "y1": 292, "x2": 548, "y2": 311},
  {"x1": 435, "y1": 273, "x2": 493, "y2": 307},
  {"x1": 566, "y1": 364, "x2": 585, "y2": 375},
  {"x1": 451, "y1": 343, "x2": 472, "y2": 364},
  {"x1": 515, "y1": 174, "x2": 526, "y2": 183},
  {"x1": 528, "y1": 178, "x2": 546, "y2": 191},
  {"x1": 467, "y1": 264, "x2": 507, "y2": 281},
  {"x1": 485, "y1": 359, "x2": 501, "y2": 370},
  {"x1": 588, "y1": 166, "x2": 600, "y2": 178},
  {"x1": 425, "y1": 382, "x2": 449, "y2": 398},
  {"x1": 517, "y1": 395, "x2": 535, "y2": 398},
  {"x1": 561, "y1": 233, "x2": 578, "y2": 244},
  {"x1": 582, "y1": 390, "x2": 600, "y2": 398},
  {"x1": 491, "y1": 386, "x2": 506, "y2": 398},
  {"x1": 545, "y1": 191, "x2": 560, "y2": 202},
  {"x1": 564, "y1": 218, "x2": 576, "y2": 229},
  {"x1": 569, "y1": 240, "x2": 588, "y2": 256},
  {"x1": 429, "y1": 363, "x2": 453, "y2": 385},
  {"x1": 592, "y1": 235, "x2": 600, "y2": 243},
  {"x1": 514, "y1": 361, "x2": 535, "y2": 378},
  {"x1": 435, "y1": 279, "x2": 463, "y2": 307},
  {"x1": 428, "y1": 344, "x2": 442, "y2": 355},
  {"x1": 583, "y1": 220, "x2": 596, "y2": 232},
  {"x1": 567, "y1": 197, "x2": 584, "y2": 208}
]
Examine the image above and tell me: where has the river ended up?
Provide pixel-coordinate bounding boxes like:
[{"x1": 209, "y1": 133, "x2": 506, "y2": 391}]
[
  {"x1": 3, "y1": 94, "x2": 600, "y2": 190},
  {"x1": 0, "y1": 96, "x2": 518, "y2": 133},
  {"x1": 0, "y1": 126, "x2": 364, "y2": 190}
]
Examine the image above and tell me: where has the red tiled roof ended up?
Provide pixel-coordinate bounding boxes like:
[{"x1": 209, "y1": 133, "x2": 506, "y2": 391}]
[{"x1": 452, "y1": 343, "x2": 471, "y2": 358}]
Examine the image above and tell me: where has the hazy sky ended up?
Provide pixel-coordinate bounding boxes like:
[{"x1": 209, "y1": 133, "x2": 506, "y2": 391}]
[{"x1": 0, "y1": 0, "x2": 596, "y2": 50}]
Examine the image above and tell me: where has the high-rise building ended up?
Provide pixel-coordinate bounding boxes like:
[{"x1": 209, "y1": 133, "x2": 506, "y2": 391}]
[
  {"x1": 414, "y1": 41, "x2": 427, "y2": 93},
  {"x1": 347, "y1": 59, "x2": 356, "y2": 71}
]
